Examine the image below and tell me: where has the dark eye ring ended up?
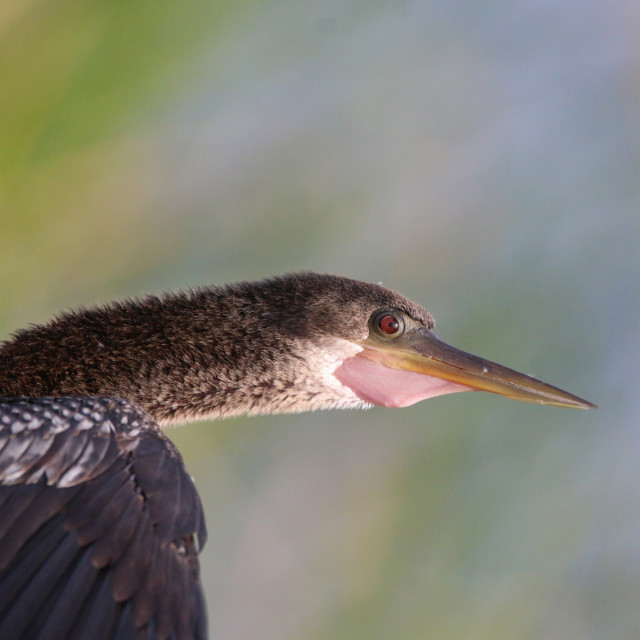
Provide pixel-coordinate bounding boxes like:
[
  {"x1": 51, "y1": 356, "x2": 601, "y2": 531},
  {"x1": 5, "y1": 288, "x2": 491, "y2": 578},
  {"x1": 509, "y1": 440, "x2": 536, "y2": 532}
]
[{"x1": 371, "y1": 309, "x2": 405, "y2": 338}]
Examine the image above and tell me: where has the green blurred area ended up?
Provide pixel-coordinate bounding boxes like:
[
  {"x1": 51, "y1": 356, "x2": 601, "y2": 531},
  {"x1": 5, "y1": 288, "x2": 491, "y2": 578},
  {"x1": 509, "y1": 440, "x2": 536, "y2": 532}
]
[{"x1": 1, "y1": 1, "x2": 638, "y2": 639}]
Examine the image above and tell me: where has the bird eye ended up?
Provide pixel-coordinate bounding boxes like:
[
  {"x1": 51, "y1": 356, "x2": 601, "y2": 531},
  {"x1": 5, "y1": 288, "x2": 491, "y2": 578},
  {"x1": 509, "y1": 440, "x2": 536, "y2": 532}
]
[
  {"x1": 371, "y1": 309, "x2": 405, "y2": 338},
  {"x1": 379, "y1": 315, "x2": 399, "y2": 334}
]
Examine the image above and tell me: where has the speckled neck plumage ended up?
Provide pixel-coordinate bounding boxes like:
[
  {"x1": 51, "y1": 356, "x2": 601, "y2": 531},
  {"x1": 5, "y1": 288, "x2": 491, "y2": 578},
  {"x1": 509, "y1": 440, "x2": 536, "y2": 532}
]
[{"x1": 0, "y1": 273, "x2": 435, "y2": 425}]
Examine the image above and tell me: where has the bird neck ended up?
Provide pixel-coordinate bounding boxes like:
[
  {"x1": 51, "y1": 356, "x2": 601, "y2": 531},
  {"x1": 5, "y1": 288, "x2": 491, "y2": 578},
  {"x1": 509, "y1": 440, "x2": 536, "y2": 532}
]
[{"x1": 0, "y1": 288, "x2": 364, "y2": 426}]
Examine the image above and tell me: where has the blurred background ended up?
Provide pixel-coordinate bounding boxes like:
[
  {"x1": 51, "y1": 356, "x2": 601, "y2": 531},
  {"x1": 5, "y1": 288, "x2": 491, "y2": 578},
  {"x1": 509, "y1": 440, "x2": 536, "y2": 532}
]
[{"x1": 1, "y1": 1, "x2": 638, "y2": 638}]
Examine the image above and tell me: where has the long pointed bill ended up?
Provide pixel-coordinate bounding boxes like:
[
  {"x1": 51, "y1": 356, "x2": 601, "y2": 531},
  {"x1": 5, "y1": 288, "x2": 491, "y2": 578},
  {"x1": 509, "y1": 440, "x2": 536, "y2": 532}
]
[{"x1": 336, "y1": 328, "x2": 596, "y2": 410}]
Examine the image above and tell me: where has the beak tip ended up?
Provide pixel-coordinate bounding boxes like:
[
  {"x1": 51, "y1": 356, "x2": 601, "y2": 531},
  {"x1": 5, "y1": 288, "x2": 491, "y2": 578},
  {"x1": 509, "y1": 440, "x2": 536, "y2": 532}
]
[{"x1": 546, "y1": 395, "x2": 598, "y2": 410}]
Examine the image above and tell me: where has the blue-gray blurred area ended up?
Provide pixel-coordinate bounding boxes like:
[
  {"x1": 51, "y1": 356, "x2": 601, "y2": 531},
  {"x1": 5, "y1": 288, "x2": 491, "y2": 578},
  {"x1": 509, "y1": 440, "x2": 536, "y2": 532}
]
[{"x1": 1, "y1": 0, "x2": 637, "y2": 638}]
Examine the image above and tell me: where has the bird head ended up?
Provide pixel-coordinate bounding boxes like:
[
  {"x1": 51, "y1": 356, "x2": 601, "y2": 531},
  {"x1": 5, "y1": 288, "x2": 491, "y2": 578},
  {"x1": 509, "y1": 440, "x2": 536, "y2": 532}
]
[{"x1": 250, "y1": 273, "x2": 595, "y2": 412}]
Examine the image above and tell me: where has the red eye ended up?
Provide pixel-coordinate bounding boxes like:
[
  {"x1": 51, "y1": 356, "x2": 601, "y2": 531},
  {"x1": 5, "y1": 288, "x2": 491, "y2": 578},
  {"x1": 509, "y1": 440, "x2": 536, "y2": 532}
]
[
  {"x1": 378, "y1": 314, "x2": 400, "y2": 335},
  {"x1": 371, "y1": 309, "x2": 405, "y2": 338}
]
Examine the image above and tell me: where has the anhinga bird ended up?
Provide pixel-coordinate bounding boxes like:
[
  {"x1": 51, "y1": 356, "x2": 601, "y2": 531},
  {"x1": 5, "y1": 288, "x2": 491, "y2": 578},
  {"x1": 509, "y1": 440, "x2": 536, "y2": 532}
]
[{"x1": 0, "y1": 272, "x2": 594, "y2": 639}]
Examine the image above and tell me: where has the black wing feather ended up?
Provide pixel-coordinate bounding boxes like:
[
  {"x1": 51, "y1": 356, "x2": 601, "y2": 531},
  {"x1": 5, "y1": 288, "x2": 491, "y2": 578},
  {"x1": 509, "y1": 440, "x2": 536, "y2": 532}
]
[
  {"x1": 1, "y1": 524, "x2": 81, "y2": 639},
  {"x1": 0, "y1": 511, "x2": 67, "y2": 613},
  {"x1": 64, "y1": 464, "x2": 132, "y2": 541},
  {"x1": 0, "y1": 396, "x2": 208, "y2": 640},
  {"x1": 0, "y1": 480, "x2": 48, "y2": 540},
  {"x1": 72, "y1": 571, "x2": 120, "y2": 640},
  {"x1": 0, "y1": 482, "x2": 80, "y2": 573},
  {"x1": 31, "y1": 545, "x2": 99, "y2": 640}
]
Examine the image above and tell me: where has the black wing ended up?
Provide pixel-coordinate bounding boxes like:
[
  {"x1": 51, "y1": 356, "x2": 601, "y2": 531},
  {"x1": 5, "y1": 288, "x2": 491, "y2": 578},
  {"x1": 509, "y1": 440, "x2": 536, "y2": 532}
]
[{"x1": 0, "y1": 396, "x2": 208, "y2": 640}]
